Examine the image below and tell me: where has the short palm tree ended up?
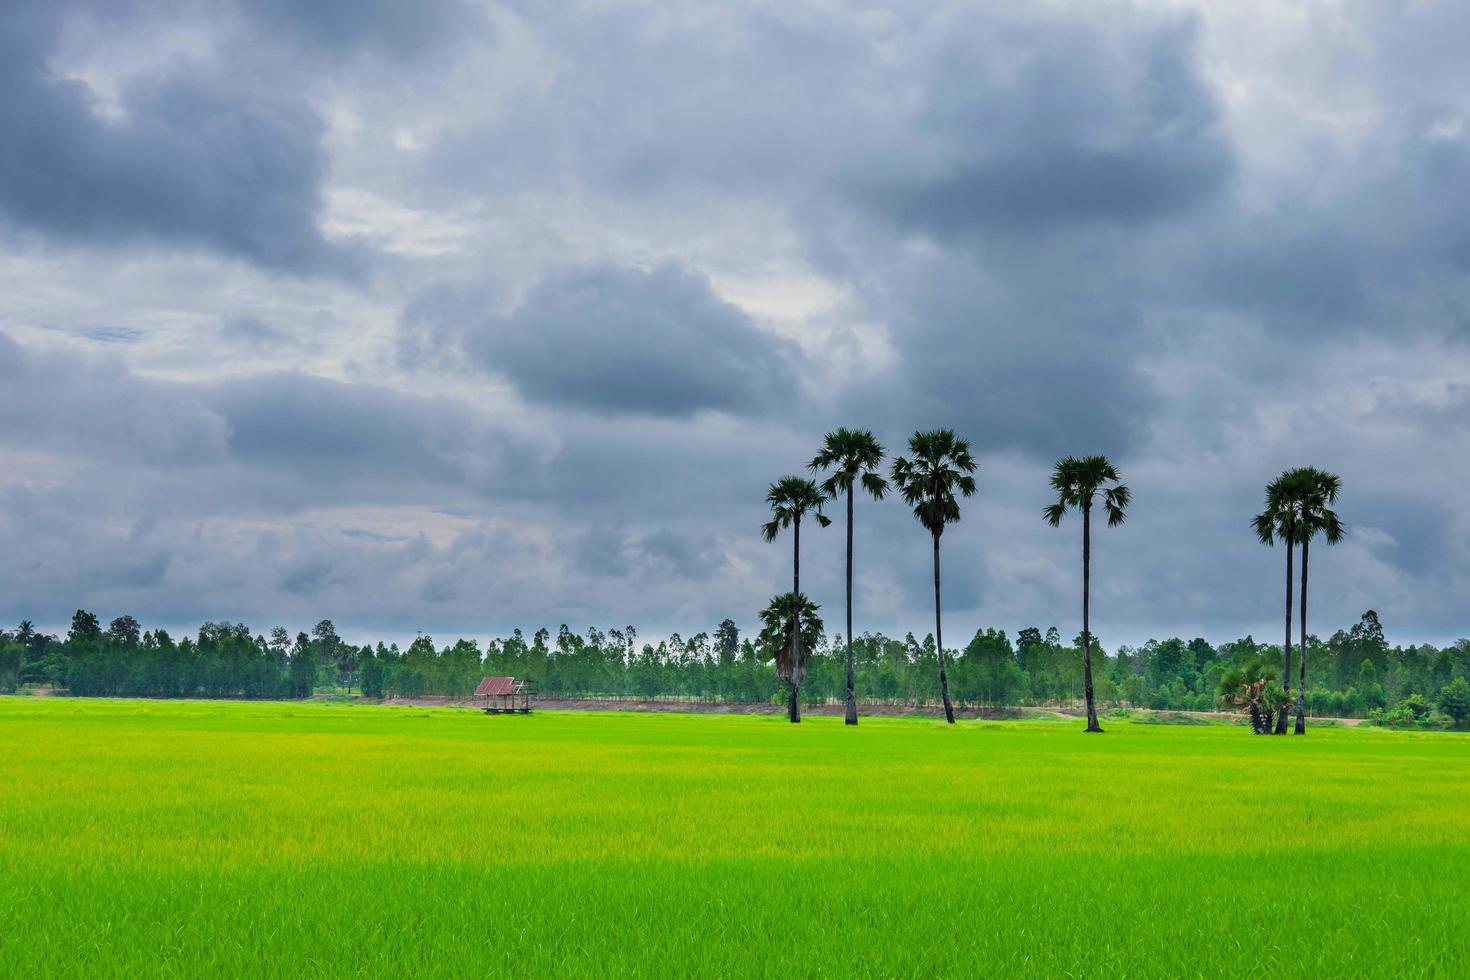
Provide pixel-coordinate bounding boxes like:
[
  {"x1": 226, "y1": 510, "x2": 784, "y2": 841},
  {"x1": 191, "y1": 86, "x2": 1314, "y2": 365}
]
[
  {"x1": 757, "y1": 592, "x2": 824, "y2": 722},
  {"x1": 761, "y1": 476, "x2": 830, "y2": 723},
  {"x1": 1217, "y1": 654, "x2": 1284, "y2": 735},
  {"x1": 1045, "y1": 455, "x2": 1130, "y2": 733},
  {"x1": 1293, "y1": 467, "x2": 1344, "y2": 735},
  {"x1": 809, "y1": 428, "x2": 888, "y2": 726},
  {"x1": 1253, "y1": 470, "x2": 1309, "y2": 735},
  {"x1": 891, "y1": 430, "x2": 977, "y2": 725}
]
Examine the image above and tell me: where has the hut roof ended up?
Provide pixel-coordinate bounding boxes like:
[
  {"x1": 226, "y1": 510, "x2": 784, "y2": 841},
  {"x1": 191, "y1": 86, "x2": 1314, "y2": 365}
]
[{"x1": 475, "y1": 676, "x2": 516, "y2": 697}]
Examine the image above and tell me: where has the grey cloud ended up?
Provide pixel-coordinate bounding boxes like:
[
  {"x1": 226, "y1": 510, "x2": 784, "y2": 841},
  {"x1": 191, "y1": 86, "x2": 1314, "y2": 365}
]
[
  {"x1": 852, "y1": 13, "x2": 1232, "y2": 237},
  {"x1": 243, "y1": 0, "x2": 485, "y2": 61},
  {"x1": 222, "y1": 317, "x2": 287, "y2": 348},
  {"x1": 0, "y1": 333, "x2": 540, "y2": 505},
  {"x1": 440, "y1": 4, "x2": 1230, "y2": 236},
  {"x1": 412, "y1": 263, "x2": 804, "y2": 418},
  {"x1": 0, "y1": 5, "x2": 354, "y2": 273},
  {"x1": 0, "y1": 334, "x2": 229, "y2": 466}
]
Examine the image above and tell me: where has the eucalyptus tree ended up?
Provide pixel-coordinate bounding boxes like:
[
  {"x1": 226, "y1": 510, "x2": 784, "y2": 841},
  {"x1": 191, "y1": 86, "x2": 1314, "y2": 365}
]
[
  {"x1": 1253, "y1": 470, "x2": 1308, "y2": 735},
  {"x1": 809, "y1": 428, "x2": 888, "y2": 726},
  {"x1": 761, "y1": 476, "x2": 830, "y2": 723},
  {"x1": 1044, "y1": 455, "x2": 1130, "y2": 733},
  {"x1": 756, "y1": 592, "x2": 824, "y2": 722},
  {"x1": 1293, "y1": 468, "x2": 1344, "y2": 735},
  {"x1": 891, "y1": 430, "x2": 977, "y2": 725}
]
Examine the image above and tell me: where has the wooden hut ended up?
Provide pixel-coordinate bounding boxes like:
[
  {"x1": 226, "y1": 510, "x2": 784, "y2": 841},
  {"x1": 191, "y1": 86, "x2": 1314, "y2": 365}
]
[{"x1": 476, "y1": 676, "x2": 533, "y2": 714}]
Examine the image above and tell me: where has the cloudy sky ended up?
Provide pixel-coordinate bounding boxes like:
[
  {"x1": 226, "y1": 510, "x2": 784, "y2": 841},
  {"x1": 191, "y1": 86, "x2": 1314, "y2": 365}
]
[{"x1": 2, "y1": 0, "x2": 1466, "y2": 650}]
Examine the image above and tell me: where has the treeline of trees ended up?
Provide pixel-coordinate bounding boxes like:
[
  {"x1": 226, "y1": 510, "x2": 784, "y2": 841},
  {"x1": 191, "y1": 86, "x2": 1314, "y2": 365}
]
[{"x1": 3, "y1": 609, "x2": 1467, "y2": 727}]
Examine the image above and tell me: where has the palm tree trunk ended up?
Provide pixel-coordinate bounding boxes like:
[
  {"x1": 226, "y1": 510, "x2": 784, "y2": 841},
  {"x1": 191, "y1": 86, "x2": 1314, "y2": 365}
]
[
  {"x1": 844, "y1": 485, "x2": 857, "y2": 726},
  {"x1": 791, "y1": 514, "x2": 801, "y2": 724},
  {"x1": 1275, "y1": 534, "x2": 1294, "y2": 735},
  {"x1": 934, "y1": 532, "x2": 955, "y2": 724},
  {"x1": 1083, "y1": 502, "x2": 1102, "y2": 733},
  {"x1": 1295, "y1": 536, "x2": 1309, "y2": 735},
  {"x1": 789, "y1": 682, "x2": 800, "y2": 723}
]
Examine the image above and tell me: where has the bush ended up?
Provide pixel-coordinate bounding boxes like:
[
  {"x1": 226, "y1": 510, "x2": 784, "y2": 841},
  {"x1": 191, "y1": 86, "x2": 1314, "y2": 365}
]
[
  {"x1": 1370, "y1": 694, "x2": 1435, "y2": 728},
  {"x1": 1439, "y1": 677, "x2": 1470, "y2": 729}
]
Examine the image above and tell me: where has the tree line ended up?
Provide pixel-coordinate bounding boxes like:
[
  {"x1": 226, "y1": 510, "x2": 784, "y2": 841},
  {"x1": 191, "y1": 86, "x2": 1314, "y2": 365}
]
[
  {"x1": 4, "y1": 431, "x2": 1465, "y2": 731},
  {"x1": 3, "y1": 608, "x2": 1467, "y2": 728}
]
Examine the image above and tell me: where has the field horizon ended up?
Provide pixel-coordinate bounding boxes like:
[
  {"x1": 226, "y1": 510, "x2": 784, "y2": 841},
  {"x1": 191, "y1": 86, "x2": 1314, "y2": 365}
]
[{"x1": 2, "y1": 697, "x2": 1466, "y2": 976}]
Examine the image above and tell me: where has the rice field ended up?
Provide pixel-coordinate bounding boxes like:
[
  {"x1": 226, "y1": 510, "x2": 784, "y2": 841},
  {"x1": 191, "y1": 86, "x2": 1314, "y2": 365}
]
[{"x1": 1, "y1": 698, "x2": 1466, "y2": 977}]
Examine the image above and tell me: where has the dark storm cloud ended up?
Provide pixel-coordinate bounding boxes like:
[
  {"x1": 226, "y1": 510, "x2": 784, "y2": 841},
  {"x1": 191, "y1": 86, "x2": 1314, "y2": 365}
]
[
  {"x1": 842, "y1": 250, "x2": 1161, "y2": 457},
  {"x1": 0, "y1": 30, "x2": 345, "y2": 273},
  {"x1": 850, "y1": 13, "x2": 1232, "y2": 237},
  {"x1": 431, "y1": 4, "x2": 1222, "y2": 453},
  {"x1": 0, "y1": 0, "x2": 449, "y2": 273},
  {"x1": 411, "y1": 263, "x2": 804, "y2": 418}
]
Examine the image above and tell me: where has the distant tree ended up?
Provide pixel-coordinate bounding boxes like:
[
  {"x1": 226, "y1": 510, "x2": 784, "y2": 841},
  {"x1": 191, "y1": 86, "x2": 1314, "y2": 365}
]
[
  {"x1": 757, "y1": 593, "x2": 823, "y2": 722},
  {"x1": 810, "y1": 427, "x2": 888, "y2": 726},
  {"x1": 68, "y1": 610, "x2": 102, "y2": 644},
  {"x1": 761, "y1": 476, "x2": 831, "y2": 723},
  {"x1": 311, "y1": 619, "x2": 343, "y2": 687},
  {"x1": 891, "y1": 429, "x2": 977, "y2": 724},
  {"x1": 1292, "y1": 468, "x2": 1344, "y2": 734},
  {"x1": 108, "y1": 615, "x2": 141, "y2": 649},
  {"x1": 289, "y1": 632, "x2": 315, "y2": 698},
  {"x1": 268, "y1": 627, "x2": 291, "y2": 672},
  {"x1": 1045, "y1": 455, "x2": 1130, "y2": 733},
  {"x1": 360, "y1": 650, "x2": 386, "y2": 699},
  {"x1": 1439, "y1": 677, "x2": 1470, "y2": 729},
  {"x1": 1016, "y1": 627, "x2": 1043, "y2": 675},
  {"x1": 714, "y1": 619, "x2": 739, "y2": 668}
]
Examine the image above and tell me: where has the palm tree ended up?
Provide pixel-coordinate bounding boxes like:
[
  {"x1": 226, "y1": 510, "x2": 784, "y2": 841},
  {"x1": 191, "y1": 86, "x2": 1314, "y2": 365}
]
[
  {"x1": 1217, "y1": 654, "x2": 1284, "y2": 735},
  {"x1": 761, "y1": 476, "x2": 830, "y2": 723},
  {"x1": 1045, "y1": 455, "x2": 1130, "y2": 733},
  {"x1": 757, "y1": 592, "x2": 824, "y2": 722},
  {"x1": 1253, "y1": 470, "x2": 1307, "y2": 735},
  {"x1": 1293, "y1": 468, "x2": 1344, "y2": 735},
  {"x1": 891, "y1": 430, "x2": 977, "y2": 725},
  {"x1": 810, "y1": 428, "x2": 888, "y2": 726}
]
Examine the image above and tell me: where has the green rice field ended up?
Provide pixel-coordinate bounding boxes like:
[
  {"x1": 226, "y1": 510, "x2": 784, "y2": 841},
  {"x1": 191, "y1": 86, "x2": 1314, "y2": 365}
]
[{"x1": 1, "y1": 698, "x2": 1467, "y2": 977}]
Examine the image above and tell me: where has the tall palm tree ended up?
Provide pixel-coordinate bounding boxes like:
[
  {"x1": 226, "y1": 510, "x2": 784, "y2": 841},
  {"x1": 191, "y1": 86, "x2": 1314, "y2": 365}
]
[
  {"x1": 757, "y1": 592, "x2": 824, "y2": 722},
  {"x1": 1293, "y1": 468, "x2": 1344, "y2": 735},
  {"x1": 809, "y1": 428, "x2": 888, "y2": 727},
  {"x1": 891, "y1": 430, "x2": 977, "y2": 725},
  {"x1": 1045, "y1": 455, "x2": 1130, "y2": 733},
  {"x1": 1253, "y1": 470, "x2": 1307, "y2": 735},
  {"x1": 761, "y1": 476, "x2": 830, "y2": 723}
]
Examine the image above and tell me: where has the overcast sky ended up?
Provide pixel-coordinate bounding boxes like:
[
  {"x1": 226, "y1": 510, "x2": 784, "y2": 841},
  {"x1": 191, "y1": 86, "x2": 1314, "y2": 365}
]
[{"x1": 2, "y1": 0, "x2": 1466, "y2": 650}]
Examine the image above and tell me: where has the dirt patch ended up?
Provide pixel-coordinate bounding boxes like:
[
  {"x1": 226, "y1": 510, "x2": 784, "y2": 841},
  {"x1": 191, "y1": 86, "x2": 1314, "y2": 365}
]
[
  {"x1": 369, "y1": 696, "x2": 1367, "y2": 726},
  {"x1": 375, "y1": 694, "x2": 1054, "y2": 720}
]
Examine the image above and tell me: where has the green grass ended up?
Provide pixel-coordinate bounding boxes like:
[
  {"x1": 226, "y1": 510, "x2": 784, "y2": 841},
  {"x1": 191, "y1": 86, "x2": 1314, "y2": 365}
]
[{"x1": 1, "y1": 698, "x2": 1467, "y2": 977}]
